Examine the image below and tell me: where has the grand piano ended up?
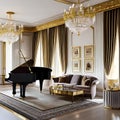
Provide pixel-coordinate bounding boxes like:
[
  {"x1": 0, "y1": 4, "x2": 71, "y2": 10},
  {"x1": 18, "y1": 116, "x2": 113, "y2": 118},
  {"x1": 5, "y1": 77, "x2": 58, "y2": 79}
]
[{"x1": 5, "y1": 59, "x2": 52, "y2": 97}]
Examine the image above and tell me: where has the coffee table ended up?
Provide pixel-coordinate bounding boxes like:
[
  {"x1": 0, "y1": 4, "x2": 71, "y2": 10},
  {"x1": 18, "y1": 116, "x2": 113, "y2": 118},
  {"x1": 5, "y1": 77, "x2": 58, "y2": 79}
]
[{"x1": 50, "y1": 84, "x2": 84, "y2": 102}]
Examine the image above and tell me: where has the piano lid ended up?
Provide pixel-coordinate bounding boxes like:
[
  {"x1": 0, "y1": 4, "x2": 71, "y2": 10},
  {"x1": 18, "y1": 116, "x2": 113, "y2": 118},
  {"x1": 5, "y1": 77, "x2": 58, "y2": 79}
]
[{"x1": 11, "y1": 59, "x2": 34, "y2": 73}]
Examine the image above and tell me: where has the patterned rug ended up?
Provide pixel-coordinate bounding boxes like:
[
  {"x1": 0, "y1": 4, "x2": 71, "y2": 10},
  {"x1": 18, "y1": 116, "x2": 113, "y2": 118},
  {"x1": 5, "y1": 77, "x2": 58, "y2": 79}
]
[
  {"x1": 0, "y1": 92, "x2": 102, "y2": 120},
  {"x1": 0, "y1": 85, "x2": 103, "y2": 120}
]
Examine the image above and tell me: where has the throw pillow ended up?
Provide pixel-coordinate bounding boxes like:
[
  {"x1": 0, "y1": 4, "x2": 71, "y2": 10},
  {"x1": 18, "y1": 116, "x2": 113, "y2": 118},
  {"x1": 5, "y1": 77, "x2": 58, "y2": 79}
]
[
  {"x1": 59, "y1": 76, "x2": 68, "y2": 83},
  {"x1": 84, "y1": 78, "x2": 91, "y2": 86},
  {"x1": 65, "y1": 74, "x2": 73, "y2": 83},
  {"x1": 70, "y1": 75, "x2": 80, "y2": 85},
  {"x1": 53, "y1": 77, "x2": 59, "y2": 83},
  {"x1": 85, "y1": 79, "x2": 94, "y2": 86},
  {"x1": 77, "y1": 75, "x2": 84, "y2": 85},
  {"x1": 81, "y1": 76, "x2": 86, "y2": 85}
]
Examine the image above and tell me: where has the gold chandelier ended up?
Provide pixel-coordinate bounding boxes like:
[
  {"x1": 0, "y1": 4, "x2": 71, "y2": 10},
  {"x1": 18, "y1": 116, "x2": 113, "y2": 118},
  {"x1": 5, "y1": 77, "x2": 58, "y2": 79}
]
[
  {"x1": 63, "y1": 0, "x2": 96, "y2": 35},
  {"x1": 0, "y1": 11, "x2": 23, "y2": 43}
]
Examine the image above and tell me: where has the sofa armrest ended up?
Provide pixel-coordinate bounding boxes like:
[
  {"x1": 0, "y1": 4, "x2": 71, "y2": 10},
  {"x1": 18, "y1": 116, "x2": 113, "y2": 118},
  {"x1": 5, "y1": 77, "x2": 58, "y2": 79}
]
[{"x1": 91, "y1": 80, "x2": 99, "y2": 86}]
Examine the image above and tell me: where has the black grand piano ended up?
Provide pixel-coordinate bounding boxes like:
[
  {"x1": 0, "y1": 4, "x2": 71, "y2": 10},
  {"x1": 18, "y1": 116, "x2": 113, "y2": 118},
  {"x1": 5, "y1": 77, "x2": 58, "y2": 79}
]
[{"x1": 5, "y1": 59, "x2": 52, "y2": 97}]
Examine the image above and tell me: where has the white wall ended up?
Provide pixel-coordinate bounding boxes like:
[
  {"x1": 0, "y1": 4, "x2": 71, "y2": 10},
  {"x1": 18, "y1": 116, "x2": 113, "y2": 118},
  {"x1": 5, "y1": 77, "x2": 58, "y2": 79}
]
[
  {"x1": 67, "y1": 12, "x2": 104, "y2": 91},
  {"x1": 2, "y1": 32, "x2": 34, "y2": 77},
  {"x1": 12, "y1": 32, "x2": 33, "y2": 69}
]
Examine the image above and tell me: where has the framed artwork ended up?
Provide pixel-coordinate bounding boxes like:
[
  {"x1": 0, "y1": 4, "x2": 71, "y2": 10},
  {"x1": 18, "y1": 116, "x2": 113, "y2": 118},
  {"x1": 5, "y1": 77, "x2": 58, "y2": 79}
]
[
  {"x1": 84, "y1": 45, "x2": 94, "y2": 58},
  {"x1": 84, "y1": 59, "x2": 94, "y2": 73},
  {"x1": 72, "y1": 59, "x2": 81, "y2": 72},
  {"x1": 72, "y1": 46, "x2": 81, "y2": 58}
]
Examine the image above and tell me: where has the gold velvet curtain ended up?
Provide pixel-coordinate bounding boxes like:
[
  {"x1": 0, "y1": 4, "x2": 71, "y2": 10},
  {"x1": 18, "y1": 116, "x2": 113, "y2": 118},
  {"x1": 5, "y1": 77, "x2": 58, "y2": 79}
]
[
  {"x1": 58, "y1": 24, "x2": 68, "y2": 73},
  {"x1": 49, "y1": 27, "x2": 57, "y2": 68},
  {"x1": 103, "y1": 8, "x2": 119, "y2": 75}
]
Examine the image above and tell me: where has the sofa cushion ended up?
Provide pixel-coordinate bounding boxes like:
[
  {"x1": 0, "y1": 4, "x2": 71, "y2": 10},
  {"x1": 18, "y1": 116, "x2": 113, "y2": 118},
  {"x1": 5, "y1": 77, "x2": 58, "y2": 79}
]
[
  {"x1": 70, "y1": 75, "x2": 80, "y2": 85},
  {"x1": 85, "y1": 79, "x2": 95, "y2": 86},
  {"x1": 74, "y1": 85, "x2": 90, "y2": 89},
  {"x1": 84, "y1": 79, "x2": 91, "y2": 86},
  {"x1": 81, "y1": 76, "x2": 96, "y2": 86},
  {"x1": 77, "y1": 75, "x2": 84, "y2": 85},
  {"x1": 65, "y1": 74, "x2": 73, "y2": 83},
  {"x1": 59, "y1": 76, "x2": 69, "y2": 83},
  {"x1": 53, "y1": 77, "x2": 59, "y2": 83},
  {"x1": 81, "y1": 76, "x2": 87, "y2": 85}
]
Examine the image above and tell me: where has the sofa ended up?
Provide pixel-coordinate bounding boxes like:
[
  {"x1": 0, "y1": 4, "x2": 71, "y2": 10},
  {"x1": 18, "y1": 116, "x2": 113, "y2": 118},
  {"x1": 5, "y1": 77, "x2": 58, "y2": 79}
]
[{"x1": 50, "y1": 74, "x2": 99, "y2": 99}]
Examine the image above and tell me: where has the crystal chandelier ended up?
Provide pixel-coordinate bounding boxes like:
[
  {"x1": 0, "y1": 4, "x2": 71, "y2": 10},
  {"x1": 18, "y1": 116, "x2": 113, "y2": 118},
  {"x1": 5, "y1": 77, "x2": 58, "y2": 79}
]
[
  {"x1": 63, "y1": 0, "x2": 96, "y2": 35},
  {"x1": 0, "y1": 11, "x2": 23, "y2": 43}
]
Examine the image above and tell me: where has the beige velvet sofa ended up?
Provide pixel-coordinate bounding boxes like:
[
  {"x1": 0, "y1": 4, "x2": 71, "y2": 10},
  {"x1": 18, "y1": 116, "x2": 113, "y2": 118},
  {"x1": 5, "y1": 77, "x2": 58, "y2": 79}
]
[{"x1": 50, "y1": 74, "x2": 99, "y2": 99}]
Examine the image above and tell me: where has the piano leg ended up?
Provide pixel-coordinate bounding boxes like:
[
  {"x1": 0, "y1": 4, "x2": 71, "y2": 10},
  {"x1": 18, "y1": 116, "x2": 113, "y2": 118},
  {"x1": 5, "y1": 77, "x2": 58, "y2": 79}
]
[
  {"x1": 39, "y1": 79, "x2": 43, "y2": 92},
  {"x1": 12, "y1": 83, "x2": 16, "y2": 95},
  {"x1": 20, "y1": 84, "x2": 27, "y2": 97}
]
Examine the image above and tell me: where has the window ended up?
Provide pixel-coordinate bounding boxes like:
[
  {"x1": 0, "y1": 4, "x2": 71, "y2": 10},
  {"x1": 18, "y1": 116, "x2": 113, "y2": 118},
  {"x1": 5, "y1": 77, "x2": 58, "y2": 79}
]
[{"x1": 35, "y1": 29, "x2": 62, "y2": 77}]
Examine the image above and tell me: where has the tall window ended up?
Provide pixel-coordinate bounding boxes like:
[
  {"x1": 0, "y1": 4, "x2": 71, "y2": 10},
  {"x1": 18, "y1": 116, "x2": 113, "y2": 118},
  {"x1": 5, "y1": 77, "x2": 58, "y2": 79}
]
[
  {"x1": 34, "y1": 25, "x2": 67, "y2": 77},
  {"x1": 35, "y1": 32, "x2": 62, "y2": 76}
]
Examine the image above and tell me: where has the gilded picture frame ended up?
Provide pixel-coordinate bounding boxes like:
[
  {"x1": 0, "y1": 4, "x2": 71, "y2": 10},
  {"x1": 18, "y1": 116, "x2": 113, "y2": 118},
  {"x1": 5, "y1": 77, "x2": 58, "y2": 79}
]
[
  {"x1": 84, "y1": 59, "x2": 94, "y2": 73},
  {"x1": 84, "y1": 45, "x2": 94, "y2": 58},
  {"x1": 72, "y1": 46, "x2": 81, "y2": 59},
  {"x1": 72, "y1": 59, "x2": 81, "y2": 72}
]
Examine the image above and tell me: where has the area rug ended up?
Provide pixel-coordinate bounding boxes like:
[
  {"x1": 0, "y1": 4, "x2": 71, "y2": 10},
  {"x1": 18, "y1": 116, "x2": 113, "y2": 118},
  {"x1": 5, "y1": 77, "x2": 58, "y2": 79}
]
[{"x1": 0, "y1": 86, "x2": 103, "y2": 120}]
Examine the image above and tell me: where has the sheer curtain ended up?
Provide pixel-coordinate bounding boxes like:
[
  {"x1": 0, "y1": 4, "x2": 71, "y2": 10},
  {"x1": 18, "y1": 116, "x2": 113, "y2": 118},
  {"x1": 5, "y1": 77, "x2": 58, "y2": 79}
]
[
  {"x1": 51, "y1": 25, "x2": 68, "y2": 76},
  {"x1": 33, "y1": 31, "x2": 43, "y2": 67},
  {"x1": 51, "y1": 27, "x2": 62, "y2": 76}
]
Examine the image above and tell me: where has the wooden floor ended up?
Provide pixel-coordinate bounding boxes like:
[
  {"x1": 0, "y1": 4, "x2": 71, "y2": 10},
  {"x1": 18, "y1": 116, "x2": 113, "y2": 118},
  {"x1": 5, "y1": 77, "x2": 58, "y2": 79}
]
[
  {"x1": 0, "y1": 104, "x2": 27, "y2": 120},
  {"x1": 0, "y1": 84, "x2": 120, "y2": 120},
  {"x1": 51, "y1": 104, "x2": 120, "y2": 120}
]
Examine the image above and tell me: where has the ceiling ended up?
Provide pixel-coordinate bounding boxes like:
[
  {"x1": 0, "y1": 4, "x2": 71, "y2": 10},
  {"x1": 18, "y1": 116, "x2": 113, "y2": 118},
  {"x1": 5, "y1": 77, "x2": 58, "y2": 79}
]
[{"x1": 0, "y1": 0, "x2": 112, "y2": 27}]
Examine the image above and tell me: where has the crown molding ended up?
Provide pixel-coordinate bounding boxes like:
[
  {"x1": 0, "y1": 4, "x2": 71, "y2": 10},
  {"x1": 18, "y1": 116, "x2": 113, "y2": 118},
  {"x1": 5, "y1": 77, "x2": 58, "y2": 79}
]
[
  {"x1": 23, "y1": 27, "x2": 36, "y2": 32},
  {"x1": 93, "y1": 0, "x2": 120, "y2": 13},
  {"x1": 35, "y1": 18, "x2": 64, "y2": 32},
  {"x1": 24, "y1": 0, "x2": 120, "y2": 32}
]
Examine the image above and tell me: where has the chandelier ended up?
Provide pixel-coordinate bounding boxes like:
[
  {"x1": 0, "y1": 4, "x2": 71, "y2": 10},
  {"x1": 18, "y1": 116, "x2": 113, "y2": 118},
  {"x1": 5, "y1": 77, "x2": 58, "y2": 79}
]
[
  {"x1": 63, "y1": 0, "x2": 96, "y2": 35},
  {"x1": 0, "y1": 11, "x2": 23, "y2": 43}
]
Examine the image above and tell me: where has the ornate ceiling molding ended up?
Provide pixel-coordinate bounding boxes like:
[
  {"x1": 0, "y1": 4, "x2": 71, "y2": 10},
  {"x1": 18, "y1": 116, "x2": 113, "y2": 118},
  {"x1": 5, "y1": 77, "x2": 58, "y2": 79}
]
[
  {"x1": 93, "y1": 0, "x2": 120, "y2": 13},
  {"x1": 35, "y1": 18, "x2": 64, "y2": 32},
  {"x1": 24, "y1": 0, "x2": 120, "y2": 32}
]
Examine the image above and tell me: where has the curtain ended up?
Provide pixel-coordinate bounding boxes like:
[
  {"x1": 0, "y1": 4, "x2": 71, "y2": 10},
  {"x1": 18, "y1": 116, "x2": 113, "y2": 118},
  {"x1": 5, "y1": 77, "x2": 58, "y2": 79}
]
[
  {"x1": 42, "y1": 29, "x2": 50, "y2": 67},
  {"x1": 58, "y1": 24, "x2": 68, "y2": 74},
  {"x1": 49, "y1": 27, "x2": 57, "y2": 68},
  {"x1": 104, "y1": 8, "x2": 119, "y2": 75},
  {"x1": 32, "y1": 24, "x2": 68, "y2": 76},
  {"x1": 32, "y1": 32, "x2": 41, "y2": 65}
]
